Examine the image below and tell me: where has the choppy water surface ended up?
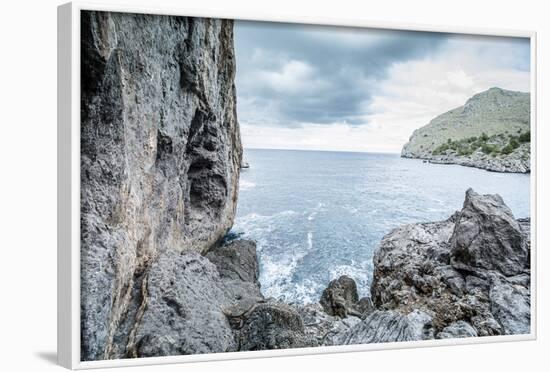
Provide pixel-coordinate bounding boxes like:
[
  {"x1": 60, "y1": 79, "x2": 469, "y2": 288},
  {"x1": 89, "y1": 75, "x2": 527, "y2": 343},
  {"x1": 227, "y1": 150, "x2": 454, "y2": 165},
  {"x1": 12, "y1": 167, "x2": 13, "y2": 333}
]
[{"x1": 232, "y1": 149, "x2": 530, "y2": 304}]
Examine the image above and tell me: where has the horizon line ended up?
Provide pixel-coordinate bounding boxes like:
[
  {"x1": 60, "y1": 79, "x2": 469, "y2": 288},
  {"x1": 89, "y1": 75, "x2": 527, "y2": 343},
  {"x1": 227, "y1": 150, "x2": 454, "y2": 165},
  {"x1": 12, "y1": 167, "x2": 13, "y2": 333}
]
[{"x1": 243, "y1": 146, "x2": 402, "y2": 155}]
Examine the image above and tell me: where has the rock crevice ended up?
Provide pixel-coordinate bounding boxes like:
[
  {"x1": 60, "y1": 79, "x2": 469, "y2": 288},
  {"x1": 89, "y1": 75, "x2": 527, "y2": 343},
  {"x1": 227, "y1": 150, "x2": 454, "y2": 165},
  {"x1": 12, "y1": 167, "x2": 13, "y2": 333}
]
[{"x1": 80, "y1": 11, "x2": 241, "y2": 361}]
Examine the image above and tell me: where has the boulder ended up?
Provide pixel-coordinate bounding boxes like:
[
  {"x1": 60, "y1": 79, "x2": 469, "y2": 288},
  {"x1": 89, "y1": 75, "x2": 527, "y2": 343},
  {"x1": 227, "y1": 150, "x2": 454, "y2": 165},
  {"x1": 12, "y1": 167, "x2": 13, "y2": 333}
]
[
  {"x1": 370, "y1": 189, "x2": 531, "y2": 338},
  {"x1": 450, "y1": 189, "x2": 528, "y2": 276},
  {"x1": 133, "y1": 252, "x2": 236, "y2": 357},
  {"x1": 489, "y1": 278, "x2": 531, "y2": 335},
  {"x1": 238, "y1": 302, "x2": 313, "y2": 350},
  {"x1": 334, "y1": 311, "x2": 420, "y2": 345},
  {"x1": 437, "y1": 321, "x2": 478, "y2": 339},
  {"x1": 206, "y1": 240, "x2": 259, "y2": 284},
  {"x1": 297, "y1": 304, "x2": 362, "y2": 346},
  {"x1": 320, "y1": 275, "x2": 361, "y2": 317}
]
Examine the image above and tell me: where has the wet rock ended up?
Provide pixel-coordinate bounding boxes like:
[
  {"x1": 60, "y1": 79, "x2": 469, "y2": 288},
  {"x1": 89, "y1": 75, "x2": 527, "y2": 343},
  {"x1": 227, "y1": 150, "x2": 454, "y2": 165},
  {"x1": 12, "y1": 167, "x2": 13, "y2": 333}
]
[{"x1": 320, "y1": 275, "x2": 361, "y2": 317}]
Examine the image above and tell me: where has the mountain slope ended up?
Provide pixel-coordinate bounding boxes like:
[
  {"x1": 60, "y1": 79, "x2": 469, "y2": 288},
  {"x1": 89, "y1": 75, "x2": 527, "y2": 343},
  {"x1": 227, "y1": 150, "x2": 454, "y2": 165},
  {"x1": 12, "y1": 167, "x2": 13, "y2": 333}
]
[{"x1": 401, "y1": 87, "x2": 530, "y2": 173}]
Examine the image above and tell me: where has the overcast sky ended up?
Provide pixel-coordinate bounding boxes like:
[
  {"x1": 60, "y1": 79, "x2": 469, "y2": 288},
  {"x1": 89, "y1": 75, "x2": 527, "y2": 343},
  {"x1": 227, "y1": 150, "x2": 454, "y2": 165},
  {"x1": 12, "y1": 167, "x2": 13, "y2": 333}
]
[{"x1": 234, "y1": 21, "x2": 530, "y2": 153}]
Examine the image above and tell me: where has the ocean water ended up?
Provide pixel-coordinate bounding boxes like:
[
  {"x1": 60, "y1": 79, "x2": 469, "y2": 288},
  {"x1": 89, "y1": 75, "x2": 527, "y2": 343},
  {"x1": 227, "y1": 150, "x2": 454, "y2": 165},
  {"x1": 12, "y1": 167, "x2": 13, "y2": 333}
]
[{"x1": 231, "y1": 149, "x2": 530, "y2": 304}]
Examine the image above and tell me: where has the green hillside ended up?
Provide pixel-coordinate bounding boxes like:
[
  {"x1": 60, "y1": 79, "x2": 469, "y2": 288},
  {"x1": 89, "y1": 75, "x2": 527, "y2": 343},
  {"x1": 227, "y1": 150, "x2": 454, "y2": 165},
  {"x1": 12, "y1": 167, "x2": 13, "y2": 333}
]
[{"x1": 402, "y1": 87, "x2": 530, "y2": 158}]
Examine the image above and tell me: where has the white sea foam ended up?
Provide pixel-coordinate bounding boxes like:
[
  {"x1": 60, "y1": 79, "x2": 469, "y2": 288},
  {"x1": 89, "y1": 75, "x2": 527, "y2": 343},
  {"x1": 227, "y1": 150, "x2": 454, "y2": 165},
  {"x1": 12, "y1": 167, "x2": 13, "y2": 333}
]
[
  {"x1": 329, "y1": 260, "x2": 373, "y2": 299},
  {"x1": 239, "y1": 180, "x2": 256, "y2": 191}
]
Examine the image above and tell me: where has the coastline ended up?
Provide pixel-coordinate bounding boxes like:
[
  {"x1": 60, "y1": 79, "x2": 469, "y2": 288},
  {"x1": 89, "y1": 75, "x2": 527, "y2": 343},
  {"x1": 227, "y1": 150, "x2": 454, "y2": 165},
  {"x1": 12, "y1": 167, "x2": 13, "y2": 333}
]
[
  {"x1": 401, "y1": 150, "x2": 530, "y2": 173},
  {"x1": 122, "y1": 188, "x2": 530, "y2": 357}
]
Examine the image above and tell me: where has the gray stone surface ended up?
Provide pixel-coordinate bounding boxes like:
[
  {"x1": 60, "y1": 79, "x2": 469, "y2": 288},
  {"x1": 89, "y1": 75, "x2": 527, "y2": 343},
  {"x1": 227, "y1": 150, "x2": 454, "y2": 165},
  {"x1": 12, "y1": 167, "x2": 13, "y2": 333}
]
[
  {"x1": 450, "y1": 189, "x2": 528, "y2": 276},
  {"x1": 238, "y1": 302, "x2": 313, "y2": 350},
  {"x1": 370, "y1": 189, "x2": 530, "y2": 338},
  {"x1": 133, "y1": 252, "x2": 236, "y2": 357},
  {"x1": 297, "y1": 303, "x2": 362, "y2": 346},
  {"x1": 80, "y1": 11, "x2": 241, "y2": 361},
  {"x1": 334, "y1": 310, "x2": 420, "y2": 345},
  {"x1": 320, "y1": 275, "x2": 361, "y2": 318},
  {"x1": 489, "y1": 278, "x2": 531, "y2": 335},
  {"x1": 437, "y1": 321, "x2": 478, "y2": 339}
]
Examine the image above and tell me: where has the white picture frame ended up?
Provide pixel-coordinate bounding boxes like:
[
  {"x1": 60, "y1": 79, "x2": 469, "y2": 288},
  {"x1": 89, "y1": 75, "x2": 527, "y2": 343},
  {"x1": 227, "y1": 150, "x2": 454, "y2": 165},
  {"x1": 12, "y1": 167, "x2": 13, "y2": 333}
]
[{"x1": 57, "y1": 1, "x2": 538, "y2": 369}]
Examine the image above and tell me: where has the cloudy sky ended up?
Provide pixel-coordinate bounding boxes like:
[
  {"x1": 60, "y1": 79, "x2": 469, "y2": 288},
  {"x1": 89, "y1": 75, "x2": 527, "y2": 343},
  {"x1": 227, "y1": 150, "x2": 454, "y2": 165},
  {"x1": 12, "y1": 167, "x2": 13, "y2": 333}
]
[{"x1": 234, "y1": 21, "x2": 530, "y2": 153}]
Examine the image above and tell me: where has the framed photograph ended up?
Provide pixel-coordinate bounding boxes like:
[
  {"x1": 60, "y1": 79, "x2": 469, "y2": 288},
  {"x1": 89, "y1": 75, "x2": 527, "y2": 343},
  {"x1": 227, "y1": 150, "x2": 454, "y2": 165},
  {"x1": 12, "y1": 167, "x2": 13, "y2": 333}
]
[{"x1": 57, "y1": 1, "x2": 537, "y2": 369}]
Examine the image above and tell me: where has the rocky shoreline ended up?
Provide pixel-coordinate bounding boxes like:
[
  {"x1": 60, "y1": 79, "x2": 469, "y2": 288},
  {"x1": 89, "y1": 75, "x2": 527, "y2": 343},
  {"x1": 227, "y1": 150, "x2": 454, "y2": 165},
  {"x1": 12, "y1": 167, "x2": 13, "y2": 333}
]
[
  {"x1": 402, "y1": 144, "x2": 530, "y2": 173},
  {"x1": 121, "y1": 188, "x2": 530, "y2": 357},
  {"x1": 400, "y1": 87, "x2": 530, "y2": 173},
  {"x1": 79, "y1": 12, "x2": 530, "y2": 360}
]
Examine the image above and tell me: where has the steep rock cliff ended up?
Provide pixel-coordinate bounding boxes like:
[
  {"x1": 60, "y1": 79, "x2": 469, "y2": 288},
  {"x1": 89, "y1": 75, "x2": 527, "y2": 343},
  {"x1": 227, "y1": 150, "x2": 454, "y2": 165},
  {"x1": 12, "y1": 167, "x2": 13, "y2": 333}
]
[{"x1": 80, "y1": 11, "x2": 242, "y2": 360}]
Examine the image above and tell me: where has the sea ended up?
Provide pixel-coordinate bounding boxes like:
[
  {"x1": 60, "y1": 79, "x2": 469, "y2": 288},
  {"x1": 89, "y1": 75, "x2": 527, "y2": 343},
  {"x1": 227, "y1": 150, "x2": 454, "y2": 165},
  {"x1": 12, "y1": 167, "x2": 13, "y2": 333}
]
[{"x1": 231, "y1": 148, "x2": 531, "y2": 305}]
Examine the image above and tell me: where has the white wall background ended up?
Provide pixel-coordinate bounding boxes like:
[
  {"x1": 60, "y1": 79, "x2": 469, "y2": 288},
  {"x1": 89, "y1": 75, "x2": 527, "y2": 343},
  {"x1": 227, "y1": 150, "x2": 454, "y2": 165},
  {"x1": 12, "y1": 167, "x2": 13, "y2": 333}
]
[{"x1": 0, "y1": 0, "x2": 547, "y2": 370}]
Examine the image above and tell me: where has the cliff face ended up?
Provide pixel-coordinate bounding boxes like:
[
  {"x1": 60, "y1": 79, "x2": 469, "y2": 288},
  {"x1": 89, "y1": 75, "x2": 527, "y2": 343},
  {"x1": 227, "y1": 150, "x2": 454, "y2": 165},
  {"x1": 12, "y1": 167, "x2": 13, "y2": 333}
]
[
  {"x1": 80, "y1": 11, "x2": 242, "y2": 360},
  {"x1": 401, "y1": 88, "x2": 530, "y2": 173}
]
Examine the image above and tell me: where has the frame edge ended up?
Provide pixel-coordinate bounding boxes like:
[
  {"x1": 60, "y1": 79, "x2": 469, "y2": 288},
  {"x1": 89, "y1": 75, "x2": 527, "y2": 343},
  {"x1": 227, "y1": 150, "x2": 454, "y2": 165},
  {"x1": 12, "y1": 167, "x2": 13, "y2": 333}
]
[{"x1": 58, "y1": 2, "x2": 74, "y2": 370}]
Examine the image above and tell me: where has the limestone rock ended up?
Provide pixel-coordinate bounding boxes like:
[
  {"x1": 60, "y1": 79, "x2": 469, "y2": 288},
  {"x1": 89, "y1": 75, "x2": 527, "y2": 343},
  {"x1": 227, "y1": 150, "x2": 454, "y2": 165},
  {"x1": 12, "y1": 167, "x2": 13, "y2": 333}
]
[
  {"x1": 450, "y1": 189, "x2": 528, "y2": 276},
  {"x1": 437, "y1": 321, "x2": 478, "y2": 339},
  {"x1": 489, "y1": 278, "x2": 531, "y2": 335},
  {"x1": 320, "y1": 275, "x2": 360, "y2": 318},
  {"x1": 297, "y1": 304, "x2": 362, "y2": 346},
  {"x1": 80, "y1": 10, "x2": 241, "y2": 361},
  {"x1": 238, "y1": 302, "x2": 313, "y2": 350},
  {"x1": 370, "y1": 189, "x2": 530, "y2": 338},
  {"x1": 335, "y1": 311, "x2": 419, "y2": 345},
  {"x1": 133, "y1": 252, "x2": 236, "y2": 357},
  {"x1": 206, "y1": 240, "x2": 258, "y2": 282}
]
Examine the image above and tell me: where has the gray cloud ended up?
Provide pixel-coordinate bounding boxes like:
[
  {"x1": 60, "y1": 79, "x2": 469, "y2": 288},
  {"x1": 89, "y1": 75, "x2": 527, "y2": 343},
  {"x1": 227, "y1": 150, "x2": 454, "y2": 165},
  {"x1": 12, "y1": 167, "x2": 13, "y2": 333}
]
[{"x1": 234, "y1": 21, "x2": 450, "y2": 126}]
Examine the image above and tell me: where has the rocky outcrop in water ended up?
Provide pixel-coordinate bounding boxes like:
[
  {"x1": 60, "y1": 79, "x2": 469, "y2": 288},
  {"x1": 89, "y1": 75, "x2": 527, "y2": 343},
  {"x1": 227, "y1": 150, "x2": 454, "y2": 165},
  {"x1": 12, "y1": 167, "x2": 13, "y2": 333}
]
[
  {"x1": 370, "y1": 188, "x2": 531, "y2": 337},
  {"x1": 80, "y1": 11, "x2": 242, "y2": 361},
  {"x1": 321, "y1": 275, "x2": 366, "y2": 317},
  {"x1": 401, "y1": 88, "x2": 530, "y2": 173}
]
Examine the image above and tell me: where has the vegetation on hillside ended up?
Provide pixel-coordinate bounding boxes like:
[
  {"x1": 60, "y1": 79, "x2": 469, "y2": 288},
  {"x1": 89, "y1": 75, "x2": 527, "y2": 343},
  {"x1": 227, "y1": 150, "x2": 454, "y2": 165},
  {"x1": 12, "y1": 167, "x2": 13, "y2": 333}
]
[{"x1": 432, "y1": 130, "x2": 530, "y2": 157}]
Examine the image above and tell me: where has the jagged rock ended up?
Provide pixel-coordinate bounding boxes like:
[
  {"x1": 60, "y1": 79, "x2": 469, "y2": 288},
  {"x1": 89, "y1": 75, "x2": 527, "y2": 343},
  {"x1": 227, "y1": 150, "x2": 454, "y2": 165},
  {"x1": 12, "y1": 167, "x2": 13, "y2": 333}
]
[
  {"x1": 320, "y1": 275, "x2": 360, "y2": 317},
  {"x1": 450, "y1": 189, "x2": 528, "y2": 276},
  {"x1": 206, "y1": 240, "x2": 259, "y2": 283},
  {"x1": 356, "y1": 297, "x2": 375, "y2": 315},
  {"x1": 238, "y1": 302, "x2": 313, "y2": 350},
  {"x1": 334, "y1": 311, "x2": 420, "y2": 345},
  {"x1": 406, "y1": 309, "x2": 436, "y2": 340},
  {"x1": 489, "y1": 278, "x2": 531, "y2": 335},
  {"x1": 401, "y1": 87, "x2": 530, "y2": 173},
  {"x1": 297, "y1": 304, "x2": 362, "y2": 346},
  {"x1": 80, "y1": 10, "x2": 241, "y2": 361},
  {"x1": 437, "y1": 321, "x2": 478, "y2": 339},
  {"x1": 133, "y1": 252, "x2": 236, "y2": 357},
  {"x1": 206, "y1": 239, "x2": 264, "y2": 329},
  {"x1": 370, "y1": 189, "x2": 530, "y2": 338},
  {"x1": 370, "y1": 214, "x2": 457, "y2": 314}
]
